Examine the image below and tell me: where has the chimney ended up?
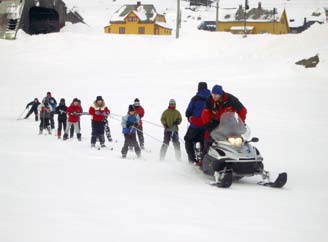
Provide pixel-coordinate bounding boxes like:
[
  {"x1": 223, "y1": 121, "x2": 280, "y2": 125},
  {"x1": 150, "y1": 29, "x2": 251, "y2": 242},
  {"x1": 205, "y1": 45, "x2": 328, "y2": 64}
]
[
  {"x1": 137, "y1": 1, "x2": 141, "y2": 7},
  {"x1": 258, "y1": 2, "x2": 262, "y2": 10}
]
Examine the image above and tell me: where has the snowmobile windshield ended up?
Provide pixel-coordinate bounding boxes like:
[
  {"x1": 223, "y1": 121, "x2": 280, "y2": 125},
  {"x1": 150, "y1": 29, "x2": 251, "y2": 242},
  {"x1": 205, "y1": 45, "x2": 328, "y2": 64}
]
[{"x1": 210, "y1": 112, "x2": 249, "y2": 141}]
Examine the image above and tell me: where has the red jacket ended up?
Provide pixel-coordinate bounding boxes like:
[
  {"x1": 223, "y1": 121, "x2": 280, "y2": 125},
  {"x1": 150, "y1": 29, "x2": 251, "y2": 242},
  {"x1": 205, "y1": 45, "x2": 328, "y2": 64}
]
[
  {"x1": 67, "y1": 104, "x2": 82, "y2": 123},
  {"x1": 134, "y1": 105, "x2": 144, "y2": 126},
  {"x1": 201, "y1": 93, "x2": 247, "y2": 138},
  {"x1": 89, "y1": 103, "x2": 110, "y2": 122}
]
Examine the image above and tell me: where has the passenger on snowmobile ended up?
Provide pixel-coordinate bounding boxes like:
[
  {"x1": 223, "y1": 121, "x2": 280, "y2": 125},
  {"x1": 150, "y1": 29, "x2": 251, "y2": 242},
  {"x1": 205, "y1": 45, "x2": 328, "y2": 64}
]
[{"x1": 184, "y1": 82, "x2": 211, "y2": 164}]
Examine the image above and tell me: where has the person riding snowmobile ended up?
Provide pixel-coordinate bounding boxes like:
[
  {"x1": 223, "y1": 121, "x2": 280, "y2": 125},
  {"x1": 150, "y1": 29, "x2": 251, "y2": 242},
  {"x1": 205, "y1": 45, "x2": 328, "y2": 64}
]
[{"x1": 201, "y1": 85, "x2": 247, "y2": 154}]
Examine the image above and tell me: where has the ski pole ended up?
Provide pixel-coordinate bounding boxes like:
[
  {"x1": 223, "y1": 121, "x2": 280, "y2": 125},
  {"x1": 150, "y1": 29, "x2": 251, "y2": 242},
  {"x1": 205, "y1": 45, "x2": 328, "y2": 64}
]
[{"x1": 16, "y1": 108, "x2": 27, "y2": 120}]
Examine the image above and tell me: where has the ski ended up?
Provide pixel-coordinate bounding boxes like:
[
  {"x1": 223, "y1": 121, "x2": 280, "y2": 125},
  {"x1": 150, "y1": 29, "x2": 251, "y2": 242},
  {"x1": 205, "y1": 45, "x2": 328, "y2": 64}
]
[
  {"x1": 258, "y1": 172, "x2": 287, "y2": 188},
  {"x1": 209, "y1": 172, "x2": 233, "y2": 188}
]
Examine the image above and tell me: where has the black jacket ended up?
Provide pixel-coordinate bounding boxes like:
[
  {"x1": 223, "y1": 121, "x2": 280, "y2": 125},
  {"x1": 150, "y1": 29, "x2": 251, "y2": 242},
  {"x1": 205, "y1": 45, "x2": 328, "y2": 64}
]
[
  {"x1": 55, "y1": 105, "x2": 67, "y2": 120},
  {"x1": 26, "y1": 100, "x2": 40, "y2": 111}
]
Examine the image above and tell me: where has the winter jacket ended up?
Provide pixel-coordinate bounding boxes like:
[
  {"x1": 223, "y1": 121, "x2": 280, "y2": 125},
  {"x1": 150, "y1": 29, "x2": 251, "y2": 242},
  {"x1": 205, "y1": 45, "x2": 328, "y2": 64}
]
[
  {"x1": 122, "y1": 114, "x2": 140, "y2": 135},
  {"x1": 160, "y1": 107, "x2": 182, "y2": 132},
  {"x1": 44, "y1": 96, "x2": 57, "y2": 112},
  {"x1": 67, "y1": 104, "x2": 82, "y2": 123},
  {"x1": 133, "y1": 105, "x2": 144, "y2": 126},
  {"x1": 55, "y1": 104, "x2": 67, "y2": 120},
  {"x1": 26, "y1": 100, "x2": 40, "y2": 111},
  {"x1": 89, "y1": 102, "x2": 110, "y2": 122},
  {"x1": 185, "y1": 88, "x2": 211, "y2": 128},
  {"x1": 201, "y1": 92, "x2": 247, "y2": 132},
  {"x1": 39, "y1": 103, "x2": 51, "y2": 119}
]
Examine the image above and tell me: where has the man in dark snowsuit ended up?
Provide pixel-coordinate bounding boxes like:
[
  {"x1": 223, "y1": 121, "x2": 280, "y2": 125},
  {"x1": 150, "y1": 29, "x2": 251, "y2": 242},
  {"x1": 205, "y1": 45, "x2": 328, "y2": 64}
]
[
  {"x1": 24, "y1": 98, "x2": 40, "y2": 121},
  {"x1": 184, "y1": 82, "x2": 211, "y2": 163}
]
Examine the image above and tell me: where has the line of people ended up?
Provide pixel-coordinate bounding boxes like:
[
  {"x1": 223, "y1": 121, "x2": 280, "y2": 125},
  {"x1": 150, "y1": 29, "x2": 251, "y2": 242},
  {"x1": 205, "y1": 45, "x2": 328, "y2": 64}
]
[{"x1": 24, "y1": 83, "x2": 246, "y2": 161}]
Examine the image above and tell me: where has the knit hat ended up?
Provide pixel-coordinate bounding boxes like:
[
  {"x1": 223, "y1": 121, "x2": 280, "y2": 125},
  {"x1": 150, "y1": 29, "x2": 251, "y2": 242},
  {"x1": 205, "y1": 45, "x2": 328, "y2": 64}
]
[
  {"x1": 198, "y1": 82, "x2": 208, "y2": 91},
  {"x1": 128, "y1": 105, "x2": 135, "y2": 112},
  {"x1": 212, "y1": 85, "x2": 224, "y2": 96},
  {"x1": 96, "y1": 96, "x2": 103, "y2": 102},
  {"x1": 134, "y1": 98, "x2": 140, "y2": 106},
  {"x1": 169, "y1": 99, "x2": 176, "y2": 106},
  {"x1": 60, "y1": 98, "x2": 65, "y2": 103}
]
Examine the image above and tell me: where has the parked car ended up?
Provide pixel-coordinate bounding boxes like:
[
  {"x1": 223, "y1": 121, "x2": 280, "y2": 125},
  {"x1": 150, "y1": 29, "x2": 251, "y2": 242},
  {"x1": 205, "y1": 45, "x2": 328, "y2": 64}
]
[{"x1": 198, "y1": 21, "x2": 216, "y2": 31}]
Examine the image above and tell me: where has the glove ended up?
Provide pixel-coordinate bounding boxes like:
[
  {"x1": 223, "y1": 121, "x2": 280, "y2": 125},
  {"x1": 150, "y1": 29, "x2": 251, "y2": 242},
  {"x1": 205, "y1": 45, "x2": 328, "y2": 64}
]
[
  {"x1": 173, "y1": 120, "x2": 179, "y2": 126},
  {"x1": 127, "y1": 122, "x2": 133, "y2": 128},
  {"x1": 95, "y1": 111, "x2": 101, "y2": 115},
  {"x1": 164, "y1": 124, "x2": 169, "y2": 129}
]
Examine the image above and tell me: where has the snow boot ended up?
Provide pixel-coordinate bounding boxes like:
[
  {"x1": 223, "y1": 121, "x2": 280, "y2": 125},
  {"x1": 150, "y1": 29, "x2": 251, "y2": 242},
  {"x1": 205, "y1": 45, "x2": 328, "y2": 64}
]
[
  {"x1": 91, "y1": 143, "x2": 96, "y2": 148},
  {"x1": 57, "y1": 130, "x2": 61, "y2": 139},
  {"x1": 63, "y1": 133, "x2": 68, "y2": 140},
  {"x1": 77, "y1": 133, "x2": 81, "y2": 141}
]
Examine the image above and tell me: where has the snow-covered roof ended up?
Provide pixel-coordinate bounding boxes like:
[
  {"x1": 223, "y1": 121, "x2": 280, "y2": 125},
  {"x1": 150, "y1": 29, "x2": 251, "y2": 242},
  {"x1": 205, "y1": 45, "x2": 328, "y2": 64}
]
[
  {"x1": 287, "y1": 7, "x2": 326, "y2": 28},
  {"x1": 110, "y1": 4, "x2": 157, "y2": 23},
  {"x1": 155, "y1": 21, "x2": 171, "y2": 30},
  {"x1": 219, "y1": 6, "x2": 284, "y2": 23}
]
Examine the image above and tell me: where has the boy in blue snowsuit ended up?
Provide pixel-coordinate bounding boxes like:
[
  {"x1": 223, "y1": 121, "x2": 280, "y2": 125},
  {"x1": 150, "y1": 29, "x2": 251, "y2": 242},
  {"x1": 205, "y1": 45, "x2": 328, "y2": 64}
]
[{"x1": 121, "y1": 105, "x2": 141, "y2": 158}]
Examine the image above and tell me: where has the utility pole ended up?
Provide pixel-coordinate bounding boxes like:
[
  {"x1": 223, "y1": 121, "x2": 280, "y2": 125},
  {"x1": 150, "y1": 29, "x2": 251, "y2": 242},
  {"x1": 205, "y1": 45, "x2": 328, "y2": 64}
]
[
  {"x1": 216, "y1": 0, "x2": 220, "y2": 31},
  {"x1": 273, "y1": 8, "x2": 277, "y2": 34},
  {"x1": 243, "y1": 0, "x2": 249, "y2": 37},
  {"x1": 176, "y1": 0, "x2": 180, "y2": 39}
]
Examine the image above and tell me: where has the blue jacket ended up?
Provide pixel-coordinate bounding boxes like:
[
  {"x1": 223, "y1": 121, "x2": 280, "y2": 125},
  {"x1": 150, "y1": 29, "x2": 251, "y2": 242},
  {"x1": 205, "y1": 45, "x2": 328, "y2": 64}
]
[
  {"x1": 122, "y1": 114, "x2": 140, "y2": 135},
  {"x1": 185, "y1": 88, "x2": 211, "y2": 129}
]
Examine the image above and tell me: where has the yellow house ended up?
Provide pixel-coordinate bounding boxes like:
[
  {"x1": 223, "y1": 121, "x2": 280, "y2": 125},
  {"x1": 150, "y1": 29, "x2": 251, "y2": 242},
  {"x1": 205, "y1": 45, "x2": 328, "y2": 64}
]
[
  {"x1": 104, "y1": 2, "x2": 172, "y2": 35},
  {"x1": 217, "y1": 3, "x2": 290, "y2": 34}
]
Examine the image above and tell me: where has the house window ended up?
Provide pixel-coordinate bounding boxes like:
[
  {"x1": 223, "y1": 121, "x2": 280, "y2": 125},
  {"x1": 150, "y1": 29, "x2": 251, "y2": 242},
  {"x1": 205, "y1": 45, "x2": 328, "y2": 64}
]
[
  {"x1": 127, "y1": 17, "x2": 137, "y2": 22},
  {"x1": 119, "y1": 27, "x2": 125, "y2": 34},
  {"x1": 138, "y1": 27, "x2": 145, "y2": 34}
]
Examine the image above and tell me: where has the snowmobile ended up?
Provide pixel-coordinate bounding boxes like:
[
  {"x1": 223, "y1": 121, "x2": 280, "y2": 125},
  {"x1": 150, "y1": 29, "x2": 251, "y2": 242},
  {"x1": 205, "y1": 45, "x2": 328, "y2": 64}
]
[{"x1": 197, "y1": 112, "x2": 287, "y2": 188}]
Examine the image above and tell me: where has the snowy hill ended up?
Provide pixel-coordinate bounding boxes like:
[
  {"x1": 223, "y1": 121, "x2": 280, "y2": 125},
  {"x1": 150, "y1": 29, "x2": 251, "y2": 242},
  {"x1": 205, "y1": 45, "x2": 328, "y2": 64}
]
[{"x1": 1, "y1": 0, "x2": 328, "y2": 242}]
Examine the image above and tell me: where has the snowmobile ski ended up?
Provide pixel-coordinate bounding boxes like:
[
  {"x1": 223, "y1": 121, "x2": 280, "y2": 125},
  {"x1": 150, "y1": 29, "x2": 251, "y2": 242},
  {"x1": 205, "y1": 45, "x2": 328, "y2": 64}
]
[
  {"x1": 259, "y1": 172, "x2": 287, "y2": 188},
  {"x1": 210, "y1": 172, "x2": 233, "y2": 188}
]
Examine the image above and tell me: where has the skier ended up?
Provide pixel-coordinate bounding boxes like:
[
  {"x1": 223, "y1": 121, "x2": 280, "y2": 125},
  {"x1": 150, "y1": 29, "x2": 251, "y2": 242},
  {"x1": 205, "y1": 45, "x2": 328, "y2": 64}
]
[
  {"x1": 63, "y1": 98, "x2": 82, "y2": 141},
  {"x1": 184, "y1": 82, "x2": 211, "y2": 164},
  {"x1": 24, "y1": 98, "x2": 40, "y2": 121},
  {"x1": 133, "y1": 98, "x2": 145, "y2": 149},
  {"x1": 160, "y1": 99, "x2": 182, "y2": 160},
  {"x1": 89, "y1": 96, "x2": 110, "y2": 148},
  {"x1": 201, "y1": 85, "x2": 247, "y2": 154},
  {"x1": 38, "y1": 98, "x2": 52, "y2": 134},
  {"x1": 70, "y1": 99, "x2": 83, "y2": 138},
  {"x1": 121, "y1": 105, "x2": 141, "y2": 159},
  {"x1": 55, "y1": 98, "x2": 67, "y2": 139},
  {"x1": 44, "y1": 92, "x2": 57, "y2": 130}
]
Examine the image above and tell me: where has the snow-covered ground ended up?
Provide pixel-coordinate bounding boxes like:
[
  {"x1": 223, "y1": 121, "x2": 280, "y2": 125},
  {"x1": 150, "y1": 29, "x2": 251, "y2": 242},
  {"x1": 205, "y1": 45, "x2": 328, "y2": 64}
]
[{"x1": 1, "y1": 0, "x2": 328, "y2": 242}]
